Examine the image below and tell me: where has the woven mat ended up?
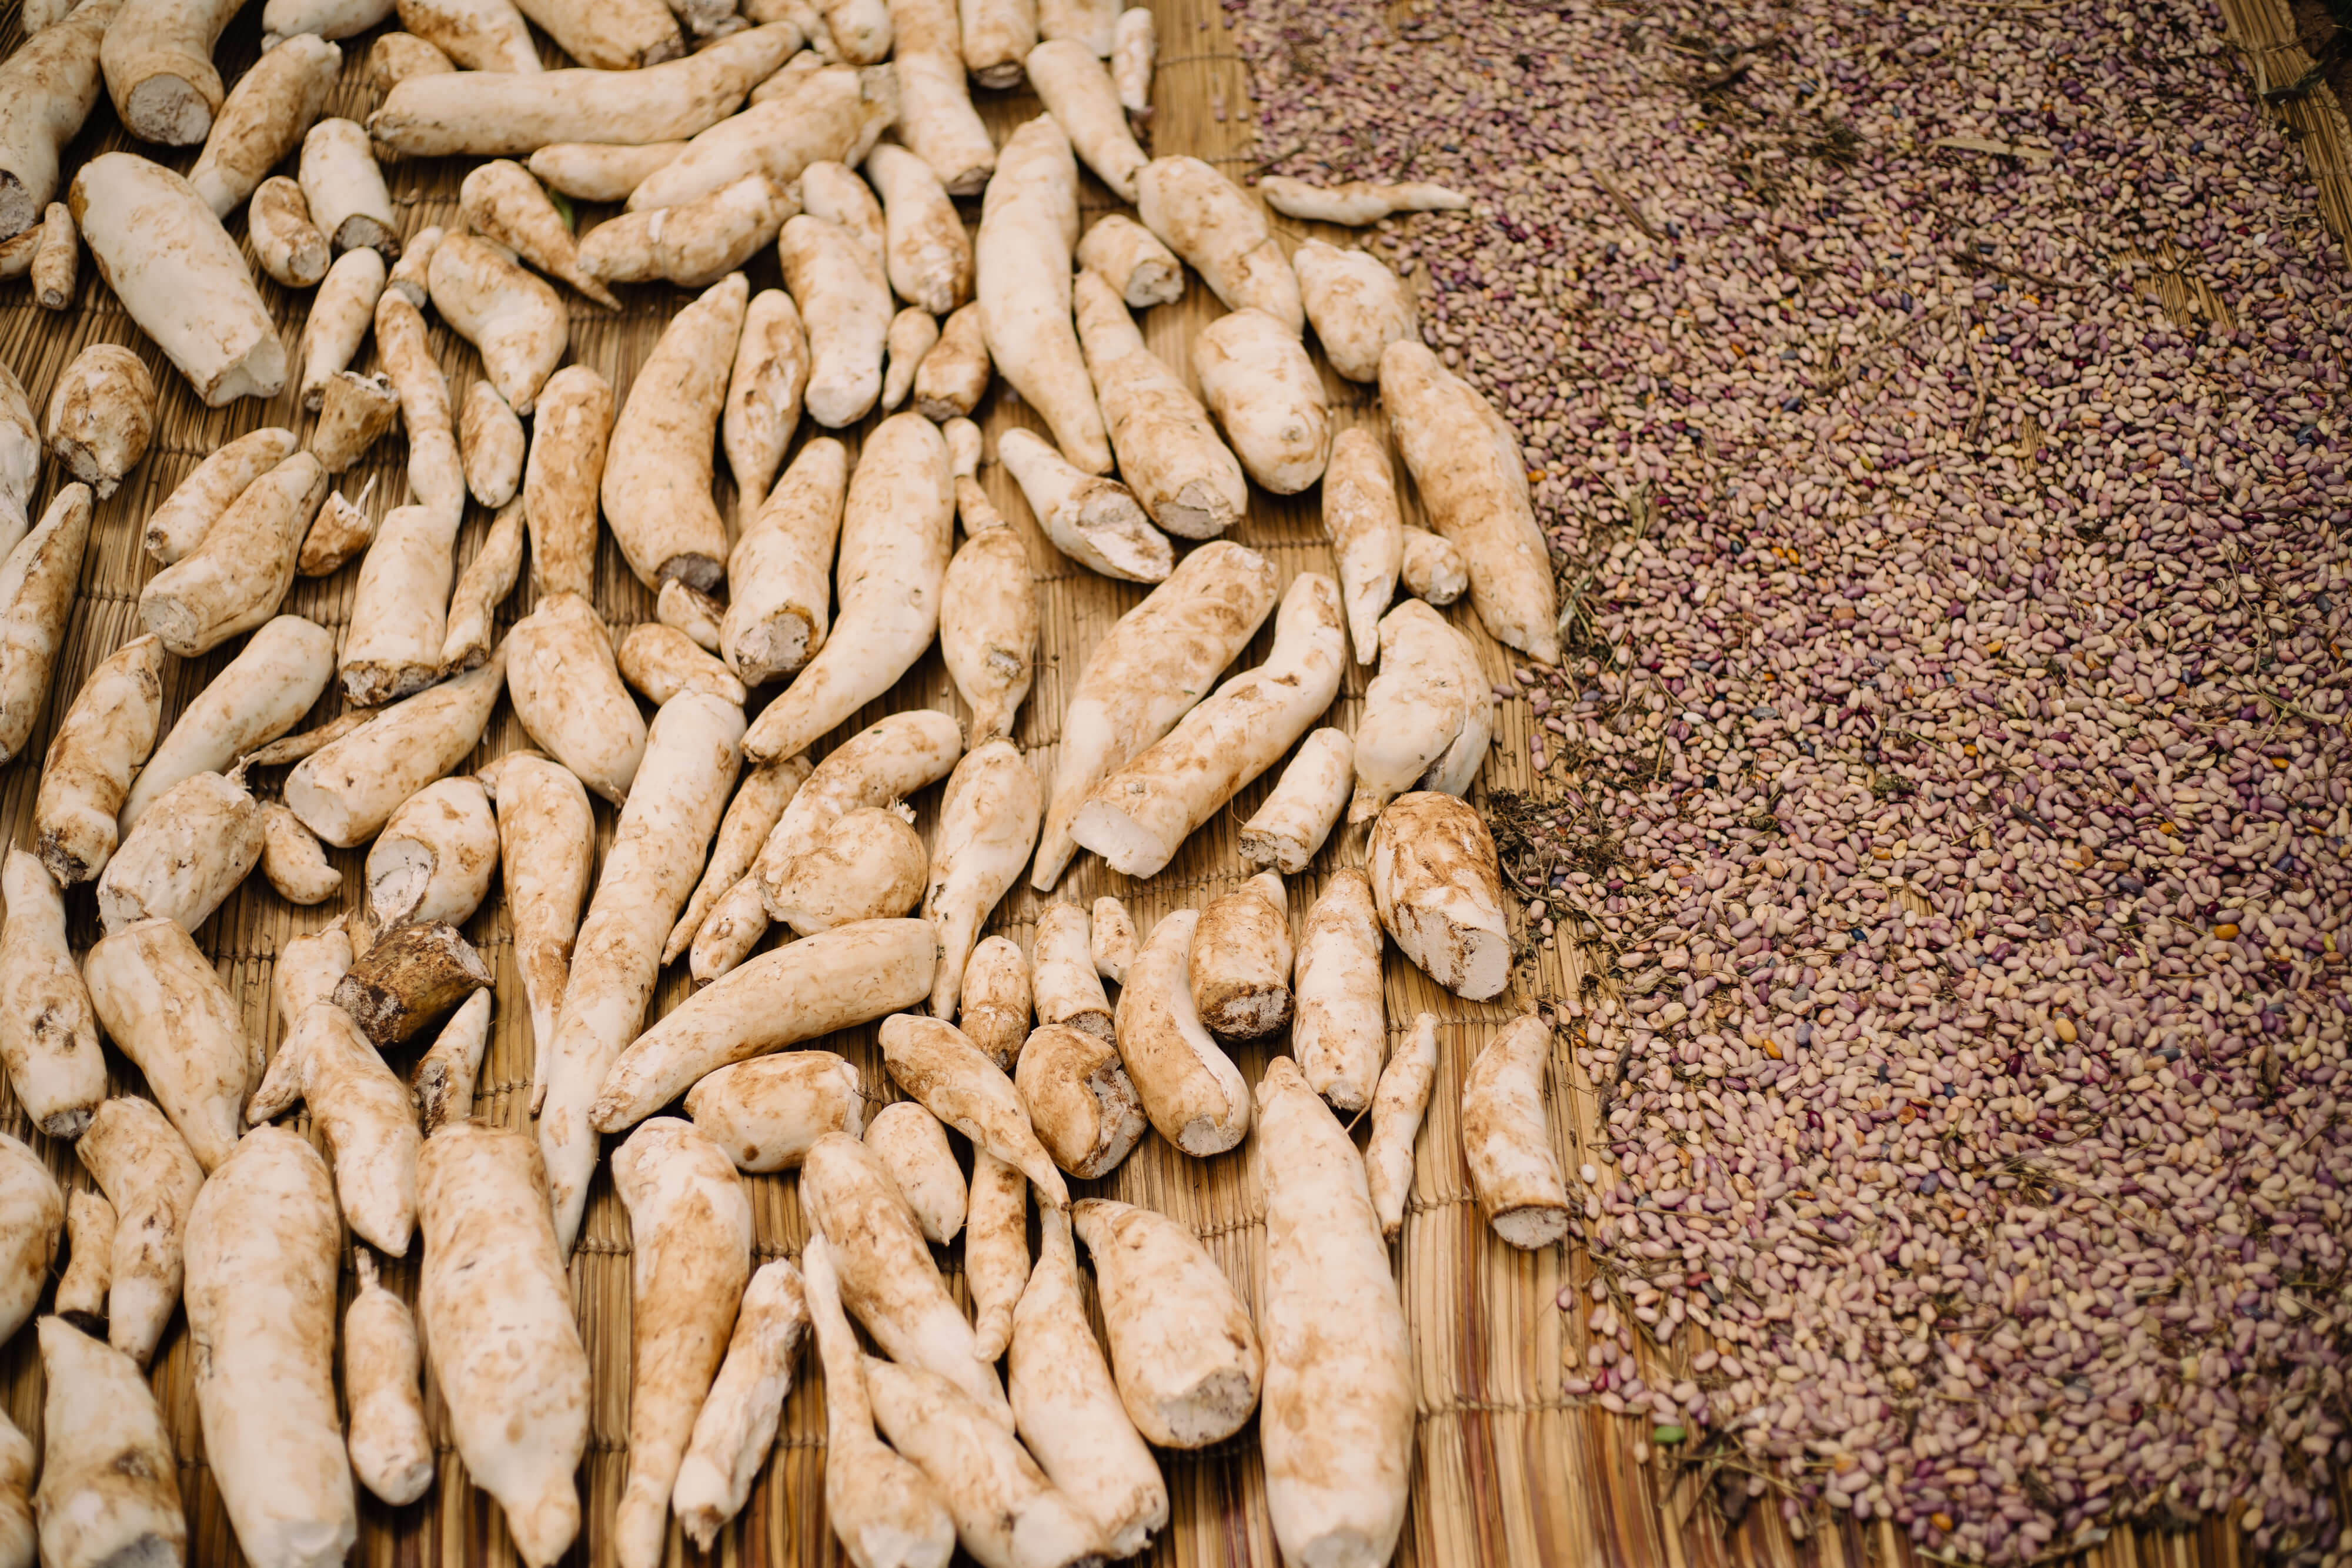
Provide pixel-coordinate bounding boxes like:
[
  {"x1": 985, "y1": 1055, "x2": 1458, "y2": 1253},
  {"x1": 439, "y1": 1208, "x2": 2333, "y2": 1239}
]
[{"x1": 0, "y1": 0, "x2": 2337, "y2": 1561}]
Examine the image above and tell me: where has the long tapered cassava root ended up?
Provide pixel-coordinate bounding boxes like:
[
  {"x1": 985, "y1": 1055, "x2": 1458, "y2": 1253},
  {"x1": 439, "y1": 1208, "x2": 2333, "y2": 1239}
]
[
  {"x1": 938, "y1": 422, "x2": 1035, "y2": 742},
  {"x1": 1379, "y1": 339, "x2": 1560, "y2": 664},
  {"x1": 346, "y1": 1248, "x2": 435, "y2": 1507},
  {"x1": 0, "y1": 485, "x2": 89, "y2": 768},
  {"x1": 35, "y1": 634, "x2": 161, "y2": 888},
  {"x1": 1351, "y1": 599, "x2": 1484, "y2": 823},
  {"x1": 876, "y1": 0, "x2": 986, "y2": 196},
  {"x1": 603, "y1": 273, "x2": 743, "y2": 592},
  {"x1": 723, "y1": 289, "x2": 810, "y2": 523},
  {"x1": 138, "y1": 451, "x2": 325, "y2": 658},
  {"x1": 1071, "y1": 269, "x2": 1243, "y2": 540},
  {"x1": 922, "y1": 740, "x2": 1040, "y2": 1021},
  {"x1": 1011, "y1": 1212, "x2": 1166, "y2": 1556},
  {"x1": 879, "y1": 1013, "x2": 1067, "y2": 1206},
  {"x1": 0, "y1": 851, "x2": 105, "y2": 1138},
  {"x1": 1365, "y1": 1011, "x2": 1439, "y2": 1241},
  {"x1": 865, "y1": 1101, "x2": 964, "y2": 1247},
  {"x1": 285, "y1": 650, "x2": 507, "y2": 847},
  {"x1": 582, "y1": 173, "x2": 793, "y2": 290},
  {"x1": 189, "y1": 34, "x2": 338, "y2": 217},
  {"x1": 1238, "y1": 728, "x2": 1351, "y2": 875},
  {"x1": 296, "y1": 253, "x2": 383, "y2": 412},
  {"x1": 1322, "y1": 427, "x2": 1401, "y2": 663},
  {"x1": 479, "y1": 751, "x2": 592, "y2": 1084},
  {"x1": 524, "y1": 365, "x2": 612, "y2": 601},
  {"x1": 1026, "y1": 39, "x2": 1145, "y2": 200},
  {"x1": 597, "y1": 918, "x2": 934, "y2": 1131},
  {"x1": 612, "y1": 1120, "x2": 753, "y2": 1568},
  {"x1": 1367, "y1": 791, "x2": 1512, "y2": 1001},
  {"x1": 1071, "y1": 572, "x2": 1345, "y2": 879},
  {"x1": 673, "y1": 1258, "x2": 810, "y2": 1548},
  {"x1": 723, "y1": 437, "x2": 843, "y2": 689},
  {"x1": 1137, "y1": 155, "x2": 1301, "y2": 330},
  {"x1": 1031, "y1": 540, "x2": 1278, "y2": 890},
  {"x1": 143, "y1": 426, "x2": 295, "y2": 564},
  {"x1": 741, "y1": 414, "x2": 952, "y2": 765},
  {"x1": 539, "y1": 694, "x2": 746, "y2": 1256},
  {"x1": 629, "y1": 62, "x2": 895, "y2": 213},
  {"x1": 0, "y1": 0, "x2": 126, "y2": 242},
  {"x1": 1291, "y1": 869, "x2": 1385, "y2": 1111},
  {"x1": 963, "y1": 1149, "x2": 1026, "y2": 1360},
  {"x1": 799, "y1": 1132, "x2": 1008, "y2": 1423},
  {"x1": 417, "y1": 1125, "x2": 591, "y2": 1566},
  {"x1": 1113, "y1": 909, "x2": 1248, "y2": 1156},
  {"x1": 71, "y1": 154, "x2": 286, "y2": 404},
  {"x1": 82, "y1": 918, "x2": 250, "y2": 1171},
  {"x1": 1254, "y1": 1057, "x2": 1416, "y2": 1568},
  {"x1": 507, "y1": 592, "x2": 646, "y2": 805},
  {"x1": 867, "y1": 142, "x2": 971, "y2": 314},
  {"x1": 1070, "y1": 1198, "x2": 1260, "y2": 1449},
  {"x1": 800, "y1": 1234, "x2": 956, "y2": 1568},
  {"x1": 367, "y1": 26, "x2": 799, "y2": 157},
  {"x1": 75, "y1": 1096, "x2": 202, "y2": 1368},
  {"x1": 1261, "y1": 175, "x2": 1469, "y2": 224},
  {"x1": 977, "y1": 116, "x2": 1109, "y2": 474},
  {"x1": 183, "y1": 1126, "x2": 358, "y2": 1568},
  {"x1": 778, "y1": 214, "x2": 888, "y2": 431},
  {"x1": 1000, "y1": 426, "x2": 1168, "y2": 583},
  {"x1": 1194, "y1": 307, "x2": 1329, "y2": 494},
  {"x1": 1461, "y1": 1012, "x2": 1575, "y2": 1249},
  {"x1": 442, "y1": 497, "x2": 524, "y2": 668}
]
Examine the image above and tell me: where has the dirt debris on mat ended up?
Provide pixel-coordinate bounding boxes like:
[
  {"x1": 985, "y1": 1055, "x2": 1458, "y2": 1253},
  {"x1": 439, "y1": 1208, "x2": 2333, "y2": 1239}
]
[{"x1": 1223, "y1": 0, "x2": 2352, "y2": 1560}]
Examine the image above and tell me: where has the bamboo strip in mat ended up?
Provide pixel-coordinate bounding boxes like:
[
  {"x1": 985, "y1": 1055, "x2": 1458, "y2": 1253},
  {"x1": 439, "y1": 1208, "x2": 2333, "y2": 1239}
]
[{"x1": 0, "y1": 0, "x2": 2337, "y2": 1563}]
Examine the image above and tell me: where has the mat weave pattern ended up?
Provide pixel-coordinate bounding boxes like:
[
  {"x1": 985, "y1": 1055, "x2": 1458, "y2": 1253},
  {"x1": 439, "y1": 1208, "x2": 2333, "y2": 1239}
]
[{"x1": 0, "y1": 0, "x2": 2334, "y2": 1562}]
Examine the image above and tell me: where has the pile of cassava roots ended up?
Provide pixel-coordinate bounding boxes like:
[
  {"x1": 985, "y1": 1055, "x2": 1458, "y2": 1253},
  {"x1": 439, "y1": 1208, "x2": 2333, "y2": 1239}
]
[{"x1": 0, "y1": 0, "x2": 1582, "y2": 1563}]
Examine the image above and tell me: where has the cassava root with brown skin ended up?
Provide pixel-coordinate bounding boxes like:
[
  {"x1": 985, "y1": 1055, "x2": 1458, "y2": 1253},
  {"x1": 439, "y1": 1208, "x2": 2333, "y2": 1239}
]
[
  {"x1": 863, "y1": 1101, "x2": 964, "y2": 1248},
  {"x1": 0, "y1": 850, "x2": 104, "y2": 1139},
  {"x1": 330, "y1": 920, "x2": 493, "y2": 1049}
]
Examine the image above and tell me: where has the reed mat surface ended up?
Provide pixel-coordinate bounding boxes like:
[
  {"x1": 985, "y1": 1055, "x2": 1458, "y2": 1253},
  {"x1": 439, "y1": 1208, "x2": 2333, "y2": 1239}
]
[{"x1": 0, "y1": 0, "x2": 2339, "y2": 1562}]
